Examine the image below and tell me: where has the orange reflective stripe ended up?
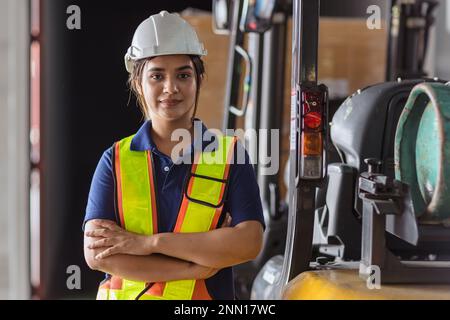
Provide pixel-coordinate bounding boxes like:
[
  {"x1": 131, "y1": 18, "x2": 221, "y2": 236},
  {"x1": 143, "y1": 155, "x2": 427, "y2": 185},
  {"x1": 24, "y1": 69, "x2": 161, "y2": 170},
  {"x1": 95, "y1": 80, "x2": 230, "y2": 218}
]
[
  {"x1": 209, "y1": 207, "x2": 223, "y2": 231},
  {"x1": 147, "y1": 151, "x2": 158, "y2": 234},
  {"x1": 191, "y1": 280, "x2": 212, "y2": 300},
  {"x1": 176, "y1": 137, "x2": 236, "y2": 232},
  {"x1": 174, "y1": 152, "x2": 200, "y2": 233},
  {"x1": 114, "y1": 142, "x2": 125, "y2": 228},
  {"x1": 110, "y1": 276, "x2": 123, "y2": 290},
  {"x1": 174, "y1": 197, "x2": 188, "y2": 233},
  {"x1": 146, "y1": 282, "x2": 165, "y2": 297}
]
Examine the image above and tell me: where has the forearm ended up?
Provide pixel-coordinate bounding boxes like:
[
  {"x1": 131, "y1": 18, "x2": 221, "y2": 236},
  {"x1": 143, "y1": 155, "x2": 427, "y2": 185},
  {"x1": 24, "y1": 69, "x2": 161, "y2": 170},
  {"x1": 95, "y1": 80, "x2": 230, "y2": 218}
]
[
  {"x1": 90, "y1": 251, "x2": 210, "y2": 283},
  {"x1": 84, "y1": 220, "x2": 216, "y2": 282},
  {"x1": 153, "y1": 221, "x2": 263, "y2": 269}
]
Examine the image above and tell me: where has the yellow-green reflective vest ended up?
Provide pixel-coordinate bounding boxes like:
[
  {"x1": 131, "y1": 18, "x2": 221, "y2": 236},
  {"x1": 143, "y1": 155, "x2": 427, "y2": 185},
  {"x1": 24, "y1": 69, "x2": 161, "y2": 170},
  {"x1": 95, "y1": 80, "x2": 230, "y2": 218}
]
[{"x1": 96, "y1": 134, "x2": 237, "y2": 300}]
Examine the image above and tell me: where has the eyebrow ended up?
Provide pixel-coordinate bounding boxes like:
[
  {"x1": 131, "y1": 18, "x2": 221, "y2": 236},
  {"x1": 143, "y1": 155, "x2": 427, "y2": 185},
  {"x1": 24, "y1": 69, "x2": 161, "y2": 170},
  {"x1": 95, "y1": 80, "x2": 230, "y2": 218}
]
[{"x1": 147, "y1": 65, "x2": 194, "y2": 72}]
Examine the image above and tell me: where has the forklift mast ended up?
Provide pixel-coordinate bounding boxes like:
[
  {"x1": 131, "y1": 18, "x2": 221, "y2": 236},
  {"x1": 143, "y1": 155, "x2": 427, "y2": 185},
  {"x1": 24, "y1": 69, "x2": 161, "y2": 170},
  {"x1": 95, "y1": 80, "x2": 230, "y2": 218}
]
[
  {"x1": 217, "y1": 0, "x2": 292, "y2": 299},
  {"x1": 386, "y1": 0, "x2": 439, "y2": 80},
  {"x1": 217, "y1": 0, "x2": 328, "y2": 298},
  {"x1": 222, "y1": 0, "x2": 249, "y2": 131},
  {"x1": 280, "y1": 0, "x2": 328, "y2": 286}
]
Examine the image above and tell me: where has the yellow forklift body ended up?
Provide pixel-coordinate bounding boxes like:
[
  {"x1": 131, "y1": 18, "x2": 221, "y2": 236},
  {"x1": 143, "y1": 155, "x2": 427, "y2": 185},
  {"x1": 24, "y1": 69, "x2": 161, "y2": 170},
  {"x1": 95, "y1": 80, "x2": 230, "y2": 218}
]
[{"x1": 282, "y1": 269, "x2": 450, "y2": 300}]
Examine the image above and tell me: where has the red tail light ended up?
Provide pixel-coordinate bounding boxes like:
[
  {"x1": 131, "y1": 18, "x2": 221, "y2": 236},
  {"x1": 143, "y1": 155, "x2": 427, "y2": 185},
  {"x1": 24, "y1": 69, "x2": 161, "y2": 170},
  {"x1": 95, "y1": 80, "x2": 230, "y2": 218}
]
[
  {"x1": 304, "y1": 111, "x2": 322, "y2": 129},
  {"x1": 299, "y1": 87, "x2": 327, "y2": 179}
]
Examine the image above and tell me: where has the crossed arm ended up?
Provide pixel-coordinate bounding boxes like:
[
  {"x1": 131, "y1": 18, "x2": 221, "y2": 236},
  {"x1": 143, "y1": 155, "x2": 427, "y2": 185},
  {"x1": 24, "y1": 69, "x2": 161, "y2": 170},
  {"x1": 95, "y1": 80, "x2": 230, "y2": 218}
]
[{"x1": 84, "y1": 218, "x2": 263, "y2": 283}]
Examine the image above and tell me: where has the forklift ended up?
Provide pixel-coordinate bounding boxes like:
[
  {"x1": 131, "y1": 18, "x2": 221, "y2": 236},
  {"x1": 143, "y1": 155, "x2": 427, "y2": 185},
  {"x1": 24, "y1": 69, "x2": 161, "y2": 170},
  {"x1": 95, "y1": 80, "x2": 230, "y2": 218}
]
[
  {"x1": 213, "y1": 0, "x2": 290, "y2": 299},
  {"x1": 214, "y1": 0, "x2": 450, "y2": 299}
]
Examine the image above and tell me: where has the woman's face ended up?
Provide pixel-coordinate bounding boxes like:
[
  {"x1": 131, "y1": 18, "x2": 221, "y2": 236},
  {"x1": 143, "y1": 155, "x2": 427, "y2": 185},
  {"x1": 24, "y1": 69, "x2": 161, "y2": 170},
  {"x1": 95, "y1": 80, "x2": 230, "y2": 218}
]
[{"x1": 140, "y1": 55, "x2": 197, "y2": 122}]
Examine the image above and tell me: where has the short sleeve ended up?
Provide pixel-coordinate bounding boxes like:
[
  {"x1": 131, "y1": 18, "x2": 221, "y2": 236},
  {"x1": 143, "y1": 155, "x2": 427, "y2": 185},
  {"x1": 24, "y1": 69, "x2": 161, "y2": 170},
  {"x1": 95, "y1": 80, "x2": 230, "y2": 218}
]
[
  {"x1": 226, "y1": 141, "x2": 265, "y2": 229},
  {"x1": 83, "y1": 147, "x2": 117, "y2": 230}
]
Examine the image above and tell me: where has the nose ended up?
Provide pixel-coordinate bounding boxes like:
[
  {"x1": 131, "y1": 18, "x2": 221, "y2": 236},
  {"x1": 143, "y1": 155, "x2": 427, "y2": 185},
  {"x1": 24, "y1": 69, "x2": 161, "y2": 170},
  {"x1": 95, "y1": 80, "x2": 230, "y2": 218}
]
[{"x1": 163, "y1": 76, "x2": 179, "y2": 94}]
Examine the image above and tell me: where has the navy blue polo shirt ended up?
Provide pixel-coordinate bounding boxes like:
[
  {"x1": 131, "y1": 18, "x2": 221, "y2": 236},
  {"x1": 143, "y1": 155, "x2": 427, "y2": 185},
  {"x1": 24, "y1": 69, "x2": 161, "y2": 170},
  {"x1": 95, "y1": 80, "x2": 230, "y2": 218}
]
[{"x1": 84, "y1": 120, "x2": 264, "y2": 300}]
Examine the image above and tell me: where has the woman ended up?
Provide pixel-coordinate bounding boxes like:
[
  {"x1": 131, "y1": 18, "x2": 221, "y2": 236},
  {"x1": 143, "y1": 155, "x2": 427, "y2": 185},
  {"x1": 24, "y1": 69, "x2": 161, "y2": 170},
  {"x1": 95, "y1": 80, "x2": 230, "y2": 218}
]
[{"x1": 83, "y1": 11, "x2": 264, "y2": 300}]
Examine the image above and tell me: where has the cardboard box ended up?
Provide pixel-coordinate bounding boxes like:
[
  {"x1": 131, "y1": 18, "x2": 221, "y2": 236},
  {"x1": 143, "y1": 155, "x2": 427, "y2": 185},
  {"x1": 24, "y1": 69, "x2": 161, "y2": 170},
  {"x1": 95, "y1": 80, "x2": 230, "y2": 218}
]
[{"x1": 183, "y1": 15, "x2": 230, "y2": 130}]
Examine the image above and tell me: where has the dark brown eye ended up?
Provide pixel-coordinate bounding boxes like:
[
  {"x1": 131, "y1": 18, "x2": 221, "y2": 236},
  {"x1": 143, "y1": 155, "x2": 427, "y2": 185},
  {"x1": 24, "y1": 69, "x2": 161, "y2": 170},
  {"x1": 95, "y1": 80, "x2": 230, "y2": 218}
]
[
  {"x1": 150, "y1": 74, "x2": 163, "y2": 81},
  {"x1": 178, "y1": 73, "x2": 192, "y2": 80}
]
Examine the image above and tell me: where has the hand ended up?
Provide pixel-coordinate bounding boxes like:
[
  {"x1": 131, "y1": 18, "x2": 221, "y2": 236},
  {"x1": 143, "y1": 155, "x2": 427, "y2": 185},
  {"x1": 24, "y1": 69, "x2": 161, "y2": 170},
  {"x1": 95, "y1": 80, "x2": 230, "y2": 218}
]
[
  {"x1": 85, "y1": 220, "x2": 155, "y2": 259},
  {"x1": 221, "y1": 212, "x2": 232, "y2": 228}
]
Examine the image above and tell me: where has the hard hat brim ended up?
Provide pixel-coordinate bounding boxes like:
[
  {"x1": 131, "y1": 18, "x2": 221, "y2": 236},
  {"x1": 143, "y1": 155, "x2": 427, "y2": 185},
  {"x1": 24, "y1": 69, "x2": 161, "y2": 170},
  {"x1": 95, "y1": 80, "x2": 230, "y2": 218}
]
[{"x1": 124, "y1": 50, "x2": 207, "y2": 74}]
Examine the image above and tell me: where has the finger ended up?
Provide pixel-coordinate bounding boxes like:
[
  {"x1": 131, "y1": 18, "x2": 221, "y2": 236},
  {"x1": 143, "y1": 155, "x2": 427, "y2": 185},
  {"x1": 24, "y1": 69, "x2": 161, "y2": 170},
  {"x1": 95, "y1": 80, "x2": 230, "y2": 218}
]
[
  {"x1": 221, "y1": 214, "x2": 228, "y2": 227},
  {"x1": 85, "y1": 228, "x2": 111, "y2": 238},
  {"x1": 221, "y1": 213, "x2": 232, "y2": 228},
  {"x1": 90, "y1": 219, "x2": 106, "y2": 225},
  {"x1": 85, "y1": 229, "x2": 105, "y2": 237},
  {"x1": 93, "y1": 220, "x2": 119, "y2": 230},
  {"x1": 88, "y1": 237, "x2": 114, "y2": 249},
  {"x1": 95, "y1": 246, "x2": 117, "y2": 260}
]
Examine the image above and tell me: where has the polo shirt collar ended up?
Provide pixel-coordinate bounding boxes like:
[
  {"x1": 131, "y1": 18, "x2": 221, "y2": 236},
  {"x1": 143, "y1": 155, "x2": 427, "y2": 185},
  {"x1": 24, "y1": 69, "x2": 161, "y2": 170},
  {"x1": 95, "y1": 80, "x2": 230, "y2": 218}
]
[
  {"x1": 130, "y1": 120, "x2": 154, "y2": 151},
  {"x1": 130, "y1": 119, "x2": 218, "y2": 161}
]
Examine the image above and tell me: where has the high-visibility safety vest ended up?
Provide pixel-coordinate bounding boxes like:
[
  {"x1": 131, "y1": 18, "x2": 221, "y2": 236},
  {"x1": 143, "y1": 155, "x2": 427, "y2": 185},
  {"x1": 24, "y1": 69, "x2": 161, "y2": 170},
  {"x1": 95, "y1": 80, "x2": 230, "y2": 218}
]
[{"x1": 96, "y1": 134, "x2": 237, "y2": 300}]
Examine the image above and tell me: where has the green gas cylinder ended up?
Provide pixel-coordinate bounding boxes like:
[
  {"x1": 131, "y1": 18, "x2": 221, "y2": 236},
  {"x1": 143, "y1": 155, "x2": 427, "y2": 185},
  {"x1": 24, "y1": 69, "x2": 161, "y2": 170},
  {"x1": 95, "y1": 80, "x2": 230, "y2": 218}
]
[{"x1": 395, "y1": 82, "x2": 450, "y2": 223}]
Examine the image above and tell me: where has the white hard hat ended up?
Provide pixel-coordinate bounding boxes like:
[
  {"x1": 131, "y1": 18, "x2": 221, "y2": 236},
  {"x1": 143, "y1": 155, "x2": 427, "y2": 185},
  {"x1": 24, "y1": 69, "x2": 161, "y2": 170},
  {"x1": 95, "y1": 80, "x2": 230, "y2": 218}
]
[{"x1": 124, "y1": 11, "x2": 207, "y2": 73}]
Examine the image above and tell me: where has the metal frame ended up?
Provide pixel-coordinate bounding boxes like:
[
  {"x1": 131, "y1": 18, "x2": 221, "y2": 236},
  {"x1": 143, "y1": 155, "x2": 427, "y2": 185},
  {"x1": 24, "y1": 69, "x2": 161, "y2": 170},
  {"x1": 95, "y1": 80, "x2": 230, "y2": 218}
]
[
  {"x1": 223, "y1": 0, "x2": 291, "y2": 299},
  {"x1": 359, "y1": 165, "x2": 450, "y2": 284},
  {"x1": 212, "y1": 0, "x2": 233, "y2": 35},
  {"x1": 386, "y1": 0, "x2": 439, "y2": 81},
  {"x1": 222, "y1": 0, "x2": 247, "y2": 130},
  {"x1": 279, "y1": 0, "x2": 322, "y2": 286},
  {"x1": 257, "y1": 11, "x2": 288, "y2": 221}
]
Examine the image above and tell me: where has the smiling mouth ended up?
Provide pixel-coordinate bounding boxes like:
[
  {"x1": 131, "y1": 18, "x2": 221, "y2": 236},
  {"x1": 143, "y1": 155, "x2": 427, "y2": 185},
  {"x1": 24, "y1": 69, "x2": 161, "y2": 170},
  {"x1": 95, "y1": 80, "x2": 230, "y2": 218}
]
[{"x1": 160, "y1": 99, "x2": 182, "y2": 107}]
